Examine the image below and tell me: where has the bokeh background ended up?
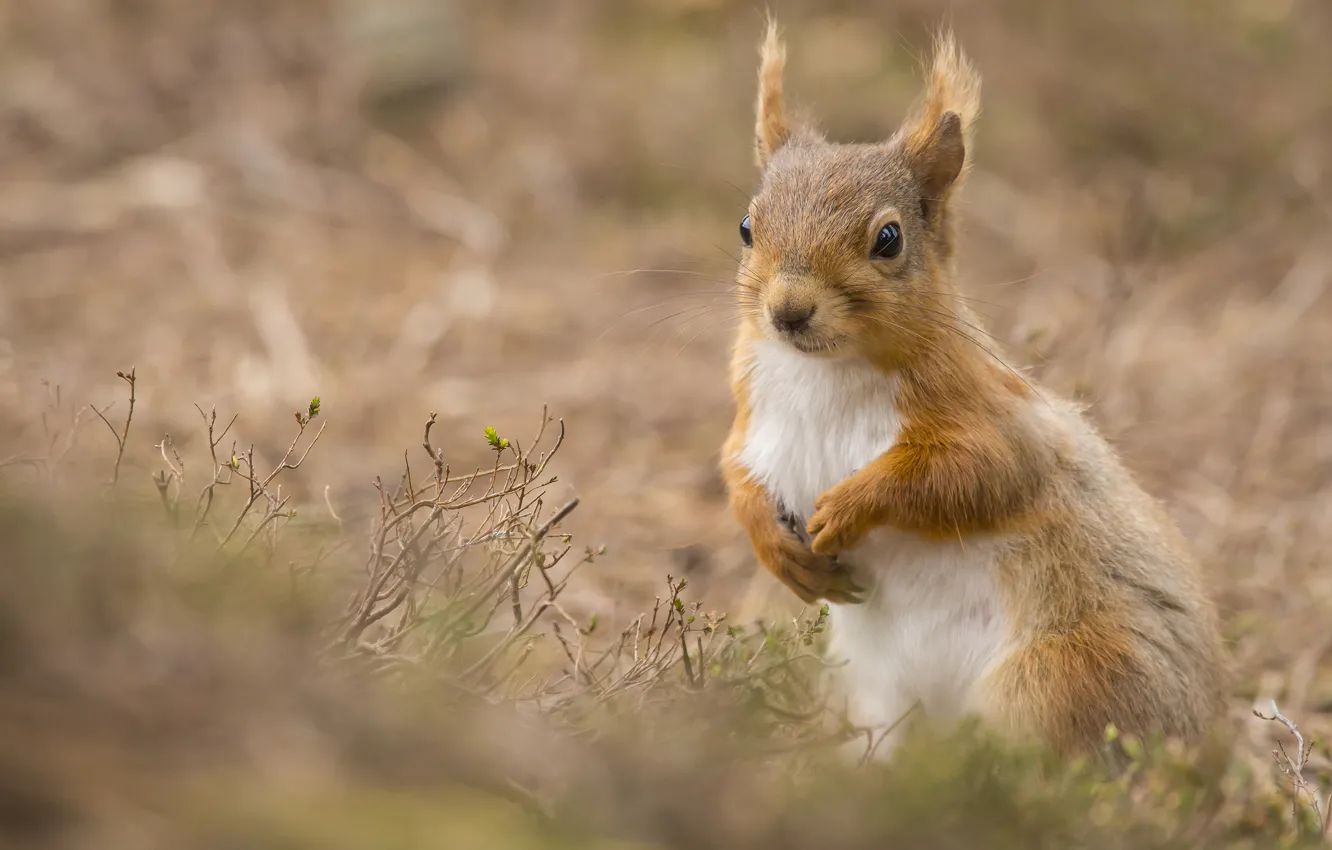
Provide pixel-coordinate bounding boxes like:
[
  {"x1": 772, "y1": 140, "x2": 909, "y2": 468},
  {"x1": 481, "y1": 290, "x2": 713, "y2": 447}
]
[{"x1": 1, "y1": 0, "x2": 1330, "y2": 734}]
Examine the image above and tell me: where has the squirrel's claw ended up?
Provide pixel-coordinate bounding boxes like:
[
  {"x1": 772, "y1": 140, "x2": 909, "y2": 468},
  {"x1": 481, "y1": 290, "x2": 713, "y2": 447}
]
[
  {"x1": 778, "y1": 558, "x2": 866, "y2": 606},
  {"x1": 766, "y1": 505, "x2": 867, "y2": 604},
  {"x1": 761, "y1": 514, "x2": 866, "y2": 605},
  {"x1": 806, "y1": 495, "x2": 874, "y2": 556},
  {"x1": 804, "y1": 508, "x2": 868, "y2": 556}
]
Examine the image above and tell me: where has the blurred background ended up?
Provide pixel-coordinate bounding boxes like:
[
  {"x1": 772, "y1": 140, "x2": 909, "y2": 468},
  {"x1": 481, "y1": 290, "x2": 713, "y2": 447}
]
[{"x1": 0, "y1": 0, "x2": 1330, "y2": 724}]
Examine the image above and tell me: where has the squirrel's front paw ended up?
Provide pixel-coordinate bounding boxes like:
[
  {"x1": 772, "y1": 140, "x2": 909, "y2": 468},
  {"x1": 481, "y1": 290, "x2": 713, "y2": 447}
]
[
  {"x1": 807, "y1": 483, "x2": 879, "y2": 555},
  {"x1": 759, "y1": 533, "x2": 864, "y2": 605}
]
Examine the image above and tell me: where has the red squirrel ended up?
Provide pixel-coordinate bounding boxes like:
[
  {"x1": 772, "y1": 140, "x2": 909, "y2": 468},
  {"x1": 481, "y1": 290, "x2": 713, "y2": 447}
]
[{"x1": 719, "y1": 23, "x2": 1227, "y2": 756}]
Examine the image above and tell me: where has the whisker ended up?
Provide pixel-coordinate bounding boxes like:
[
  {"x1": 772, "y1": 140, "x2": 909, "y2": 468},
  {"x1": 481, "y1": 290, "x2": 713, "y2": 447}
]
[
  {"x1": 845, "y1": 289, "x2": 1013, "y2": 350},
  {"x1": 587, "y1": 267, "x2": 742, "y2": 285},
  {"x1": 644, "y1": 303, "x2": 734, "y2": 332},
  {"x1": 656, "y1": 246, "x2": 747, "y2": 270},
  {"x1": 738, "y1": 271, "x2": 766, "y2": 291},
  {"x1": 654, "y1": 161, "x2": 753, "y2": 206},
  {"x1": 625, "y1": 289, "x2": 736, "y2": 304},
  {"x1": 847, "y1": 309, "x2": 938, "y2": 355},
  {"x1": 728, "y1": 260, "x2": 766, "y2": 289},
  {"x1": 974, "y1": 270, "x2": 1047, "y2": 289},
  {"x1": 675, "y1": 315, "x2": 740, "y2": 355},
  {"x1": 912, "y1": 289, "x2": 1010, "y2": 311},
  {"x1": 713, "y1": 245, "x2": 761, "y2": 277},
  {"x1": 856, "y1": 310, "x2": 1046, "y2": 404},
  {"x1": 595, "y1": 294, "x2": 742, "y2": 343},
  {"x1": 898, "y1": 303, "x2": 1009, "y2": 349},
  {"x1": 650, "y1": 312, "x2": 722, "y2": 357},
  {"x1": 835, "y1": 291, "x2": 1011, "y2": 369}
]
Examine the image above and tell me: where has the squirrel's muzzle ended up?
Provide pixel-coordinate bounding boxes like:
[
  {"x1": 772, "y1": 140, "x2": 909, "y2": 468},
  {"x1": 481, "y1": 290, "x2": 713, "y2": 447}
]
[
  {"x1": 766, "y1": 274, "x2": 821, "y2": 338},
  {"x1": 770, "y1": 301, "x2": 815, "y2": 334}
]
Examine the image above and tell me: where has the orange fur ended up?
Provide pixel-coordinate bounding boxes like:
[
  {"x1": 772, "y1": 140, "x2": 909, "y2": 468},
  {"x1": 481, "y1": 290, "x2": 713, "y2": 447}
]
[
  {"x1": 807, "y1": 352, "x2": 1054, "y2": 552},
  {"x1": 985, "y1": 612, "x2": 1142, "y2": 753}
]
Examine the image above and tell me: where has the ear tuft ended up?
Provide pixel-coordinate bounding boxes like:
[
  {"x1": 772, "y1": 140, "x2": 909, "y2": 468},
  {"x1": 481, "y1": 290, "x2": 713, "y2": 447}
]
[
  {"x1": 893, "y1": 30, "x2": 982, "y2": 204},
  {"x1": 755, "y1": 18, "x2": 790, "y2": 169}
]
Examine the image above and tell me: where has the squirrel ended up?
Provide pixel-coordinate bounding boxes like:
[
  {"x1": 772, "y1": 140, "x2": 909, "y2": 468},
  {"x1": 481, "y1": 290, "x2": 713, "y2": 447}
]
[{"x1": 719, "y1": 22, "x2": 1228, "y2": 757}]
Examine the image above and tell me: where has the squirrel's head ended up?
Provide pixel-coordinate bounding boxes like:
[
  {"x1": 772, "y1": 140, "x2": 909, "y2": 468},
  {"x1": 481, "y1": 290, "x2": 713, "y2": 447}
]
[{"x1": 738, "y1": 22, "x2": 981, "y2": 364}]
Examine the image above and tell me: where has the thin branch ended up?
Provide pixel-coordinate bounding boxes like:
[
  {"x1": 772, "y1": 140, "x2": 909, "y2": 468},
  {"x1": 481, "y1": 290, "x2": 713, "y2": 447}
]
[
  {"x1": 1254, "y1": 700, "x2": 1329, "y2": 836},
  {"x1": 91, "y1": 368, "x2": 137, "y2": 487}
]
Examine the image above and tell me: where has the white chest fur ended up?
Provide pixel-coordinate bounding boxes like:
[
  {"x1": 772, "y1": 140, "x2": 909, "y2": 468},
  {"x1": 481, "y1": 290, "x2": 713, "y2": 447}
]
[
  {"x1": 735, "y1": 340, "x2": 1010, "y2": 745},
  {"x1": 738, "y1": 341, "x2": 901, "y2": 518}
]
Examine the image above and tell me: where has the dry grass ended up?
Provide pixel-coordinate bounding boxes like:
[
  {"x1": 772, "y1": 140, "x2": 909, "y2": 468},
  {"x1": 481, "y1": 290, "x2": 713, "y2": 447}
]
[
  {"x1": 0, "y1": 372, "x2": 1327, "y2": 848},
  {"x1": 0, "y1": 0, "x2": 1330, "y2": 844}
]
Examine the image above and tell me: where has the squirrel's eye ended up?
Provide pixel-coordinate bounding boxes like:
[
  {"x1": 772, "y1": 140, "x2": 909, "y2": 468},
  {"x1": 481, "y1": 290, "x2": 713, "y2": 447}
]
[
  {"x1": 740, "y1": 214, "x2": 753, "y2": 248},
  {"x1": 871, "y1": 222, "x2": 903, "y2": 260}
]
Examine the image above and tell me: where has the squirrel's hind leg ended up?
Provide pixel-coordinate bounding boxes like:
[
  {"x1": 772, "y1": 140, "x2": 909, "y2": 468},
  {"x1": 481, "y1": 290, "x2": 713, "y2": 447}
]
[{"x1": 972, "y1": 619, "x2": 1149, "y2": 754}]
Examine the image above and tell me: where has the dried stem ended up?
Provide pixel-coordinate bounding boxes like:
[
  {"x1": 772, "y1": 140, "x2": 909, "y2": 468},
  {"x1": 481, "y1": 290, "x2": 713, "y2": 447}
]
[
  {"x1": 1254, "y1": 700, "x2": 1330, "y2": 837},
  {"x1": 91, "y1": 368, "x2": 137, "y2": 487}
]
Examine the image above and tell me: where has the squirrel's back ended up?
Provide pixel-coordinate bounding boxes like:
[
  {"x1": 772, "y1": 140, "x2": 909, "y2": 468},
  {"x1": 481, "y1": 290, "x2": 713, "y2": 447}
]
[{"x1": 981, "y1": 396, "x2": 1228, "y2": 749}]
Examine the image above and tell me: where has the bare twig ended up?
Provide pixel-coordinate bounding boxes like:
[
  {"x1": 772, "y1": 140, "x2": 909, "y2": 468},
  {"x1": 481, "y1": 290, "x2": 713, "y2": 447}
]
[
  {"x1": 219, "y1": 419, "x2": 327, "y2": 549},
  {"x1": 1254, "y1": 700, "x2": 1330, "y2": 837},
  {"x1": 190, "y1": 404, "x2": 239, "y2": 536},
  {"x1": 91, "y1": 368, "x2": 137, "y2": 487}
]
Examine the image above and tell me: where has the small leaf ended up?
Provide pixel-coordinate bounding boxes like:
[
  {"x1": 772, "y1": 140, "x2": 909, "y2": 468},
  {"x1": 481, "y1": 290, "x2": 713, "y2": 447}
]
[
  {"x1": 1121, "y1": 734, "x2": 1144, "y2": 763},
  {"x1": 483, "y1": 426, "x2": 510, "y2": 451},
  {"x1": 308, "y1": 396, "x2": 321, "y2": 419}
]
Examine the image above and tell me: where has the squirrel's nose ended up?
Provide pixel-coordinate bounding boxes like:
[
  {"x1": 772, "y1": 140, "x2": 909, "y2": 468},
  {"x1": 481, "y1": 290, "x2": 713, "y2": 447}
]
[{"x1": 770, "y1": 303, "x2": 815, "y2": 334}]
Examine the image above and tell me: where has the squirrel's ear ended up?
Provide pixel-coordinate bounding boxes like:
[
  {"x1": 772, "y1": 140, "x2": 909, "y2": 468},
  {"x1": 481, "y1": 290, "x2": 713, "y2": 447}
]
[
  {"x1": 894, "y1": 32, "x2": 981, "y2": 218},
  {"x1": 912, "y1": 111, "x2": 966, "y2": 212},
  {"x1": 755, "y1": 19, "x2": 789, "y2": 169}
]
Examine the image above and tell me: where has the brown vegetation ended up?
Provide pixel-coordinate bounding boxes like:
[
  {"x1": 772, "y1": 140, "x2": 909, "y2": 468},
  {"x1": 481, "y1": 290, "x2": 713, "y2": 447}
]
[{"x1": 0, "y1": 0, "x2": 1330, "y2": 844}]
